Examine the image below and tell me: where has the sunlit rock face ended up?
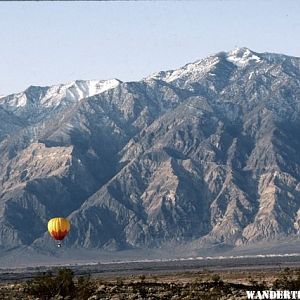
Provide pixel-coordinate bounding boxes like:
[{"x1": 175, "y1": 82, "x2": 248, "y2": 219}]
[{"x1": 0, "y1": 48, "x2": 300, "y2": 251}]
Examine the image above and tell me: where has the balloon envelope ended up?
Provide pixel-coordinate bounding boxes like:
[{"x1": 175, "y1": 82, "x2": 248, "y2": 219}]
[{"x1": 48, "y1": 217, "x2": 70, "y2": 241}]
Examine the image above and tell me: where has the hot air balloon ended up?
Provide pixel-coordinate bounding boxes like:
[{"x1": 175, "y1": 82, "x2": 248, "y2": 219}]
[{"x1": 48, "y1": 217, "x2": 70, "y2": 247}]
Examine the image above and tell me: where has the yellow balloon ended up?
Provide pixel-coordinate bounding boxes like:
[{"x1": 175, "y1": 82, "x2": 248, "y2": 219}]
[{"x1": 48, "y1": 217, "x2": 70, "y2": 241}]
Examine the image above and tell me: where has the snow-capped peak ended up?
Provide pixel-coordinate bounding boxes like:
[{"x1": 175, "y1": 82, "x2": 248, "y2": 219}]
[
  {"x1": 0, "y1": 79, "x2": 121, "y2": 109},
  {"x1": 146, "y1": 48, "x2": 263, "y2": 83},
  {"x1": 41, "y1": 79, "x2": 121, "y2": 107},
  {"x1": 0, "y1": 91, "x2": 28, "y2": 107},
  {"x1": 226, "y1": 47, "x2": 261, "y2": 67},
  {"x1": 146, "y1": 56, "x2": 220, "y2": 83}
]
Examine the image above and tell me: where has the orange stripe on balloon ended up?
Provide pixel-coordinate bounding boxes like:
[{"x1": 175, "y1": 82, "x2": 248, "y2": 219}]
[{"x1": 50, "y1": 230, "x2": 68, "y2": 241}]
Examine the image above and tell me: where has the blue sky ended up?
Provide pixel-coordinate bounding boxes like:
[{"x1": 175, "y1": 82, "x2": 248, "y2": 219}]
[{"x1": 1, "y1": 1, "x2": 300, "y2": 95}]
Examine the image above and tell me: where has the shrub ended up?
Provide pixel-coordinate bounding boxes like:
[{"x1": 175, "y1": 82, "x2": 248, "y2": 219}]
[
  {"x1": 76, "y1": 274, "x2": 96, "y2": 299},
  {"x1": 116, "y1": 277, "x2": 124, "y2": 286},
  {"x1": 25, "y1": 268, "x2": 95, "y2": 300},
  {"x1": 25, "y1": 271, "x2": 61, "y2": 299},
  {"x1": 273, "y1": 268, "x2": 300, "y2": 290},
  {"x1": 211, "y1": 273, "x2": 223, "y2": 285}
]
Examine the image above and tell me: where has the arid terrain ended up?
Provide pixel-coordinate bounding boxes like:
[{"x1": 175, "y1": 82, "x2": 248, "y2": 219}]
[{"x1": 1, "y1": 255, "x2": 300, "y2": 299}]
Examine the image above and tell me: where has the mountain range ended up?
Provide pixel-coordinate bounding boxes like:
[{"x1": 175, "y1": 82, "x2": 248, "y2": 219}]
[{"x1": 0, "y1": 47, "x2": 300, "y2": 256}]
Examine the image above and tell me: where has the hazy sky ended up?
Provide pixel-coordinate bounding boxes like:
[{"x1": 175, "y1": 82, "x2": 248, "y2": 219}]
[{"x1": 1, "y1": 1, "x2": 300, "y2": 95}]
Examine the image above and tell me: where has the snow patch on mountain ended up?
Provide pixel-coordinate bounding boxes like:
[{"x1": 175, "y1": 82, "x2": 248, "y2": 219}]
[
  {"x1": 0, "y1": 92, "x2": 28, "y2": 107},
  {"x1": 41, "y1": 79, "x2": 121, "y2": 108},
  {"x1": 147, "y1": 56, "x2": 220, "y2": 83},
  {"x1": 0, "y1": 79, "x2": 121, "y2": 109},
  {"x1": 226, "y1": 48, "x2": 261, "y2": 67}
]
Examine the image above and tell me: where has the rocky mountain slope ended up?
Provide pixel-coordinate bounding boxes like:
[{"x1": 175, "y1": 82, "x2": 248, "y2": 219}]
[{"x1": 0, "y1": 47, "x2": 300, "y2": 252}]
